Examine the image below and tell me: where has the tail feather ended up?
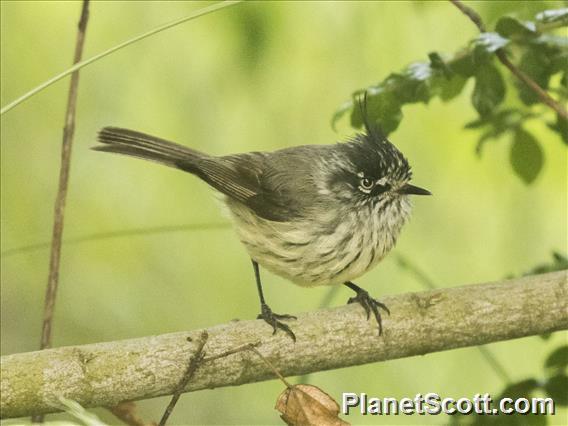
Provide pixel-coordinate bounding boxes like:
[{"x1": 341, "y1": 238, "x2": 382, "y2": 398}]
[
  {"x1": 93, "y1": 127, "x2": 263, "y2": 209},
  {"x1": 94, "y1": 127, "x2": 206, "y2": 168}
]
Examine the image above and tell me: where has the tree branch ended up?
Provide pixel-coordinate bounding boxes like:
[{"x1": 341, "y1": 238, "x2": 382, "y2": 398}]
[
  {"x1": 2, "y1": 271, "x2": 567, "y2": 419},
  {"x1": 450, "y1": 0, "x2": 568, "y2": 120}
]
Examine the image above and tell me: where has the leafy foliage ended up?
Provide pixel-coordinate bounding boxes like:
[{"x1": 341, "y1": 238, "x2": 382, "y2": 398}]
[
  {"x1": 526, "y1": 251, "x2": 568, "y2": 275},
  {"x1": 451, "y1": 345, "x2": 567, "y2": 425},
  {"x1": 332, "y1": 7, "x2": 567, "y2": 184},
  {"x1": 510, "y1": 127, "x2": 544, "y2": 184}
]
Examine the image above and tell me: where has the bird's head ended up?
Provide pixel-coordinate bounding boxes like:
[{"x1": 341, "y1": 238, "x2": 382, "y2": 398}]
[{"x1": 326, "y1": 95, "x2": 431, "y2": 208}]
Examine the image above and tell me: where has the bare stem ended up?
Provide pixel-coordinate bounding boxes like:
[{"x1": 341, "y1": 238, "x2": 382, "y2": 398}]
[
  {"x1": 0, "y1": 1, "x2": 242, "y2": 116},
  {"x1": 248, "y1": 346, "x2": 293, "y2": 388},
  {"x1": 495, "y1": 51, "x2": 568, "y2": 120},
  {"x1": 449, "y1": 0, "x2": 486, "y2": 31},
  {"x1": 1, "y1": 222, "x2": 230, "y2": 259},
  {"x1": 449, "y1": 0, "x2": 568, "y2": 120},
  {"x1": 158, "y1": 332, "x2": 208, "y2": 426},
  {"x1": 40, "y1": 0, "x2": 89, "y2": 351},
  {"x1": 33, "y1": 1, "x2": 90, "y2": 422},
  {"x1": 203, "y1": 341, "x2": 261, "y2": 363}
]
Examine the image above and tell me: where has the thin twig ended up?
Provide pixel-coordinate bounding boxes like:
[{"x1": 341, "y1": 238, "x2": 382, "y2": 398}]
[
  {"x1": 449, "y1": 0, "x2": 568, "y2": 120},
  {"x1": 449, "y1": 0, "x2": 486, "y2": 31},
  {"x1": 495, "y1": 51, "x2": 568, "y2": 120},
  {"x1": 396, "y1": 254, "x2": 437, "y2": 290},
  {"x1": 477, "y1": 345, "x2": 512, "y2": 384},
  {"x1": 1, "y1": 222, "x2": 230, "y2": 259},
  {"x1": 203, "y1": 341, "x2": 261, "y2": 363},
  {"x1": 158, "y1": 331, "x2": 208, "y2": 426},
  {"x1": 39, "y1": 0, "x2": 89, "y2": 351},
  {"x1": 33, "y1": 3, "x2": 90, "y2": 422},
  {"x1": 0, "y1": 1, "x2": 242, "y2": 116},
  {"x1": 248, "y1": 346, "x2": 292, "y2": 388}
]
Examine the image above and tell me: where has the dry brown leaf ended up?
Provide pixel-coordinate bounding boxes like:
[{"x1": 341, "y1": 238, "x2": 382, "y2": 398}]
[
  {"x1": 275, "y1": 384, "x2": 350, "y2": 426},
  {"x1": 109, "y1": 401, "x2": 157, "y2": 426}
]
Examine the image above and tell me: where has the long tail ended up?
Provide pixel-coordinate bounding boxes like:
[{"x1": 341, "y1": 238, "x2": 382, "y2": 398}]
[
  {"x1": 94, "y1": 127, "x2": 260, "y2": 207},
  {"x1": 93, "y1": 127, "x2": 207, "y2": 168}
]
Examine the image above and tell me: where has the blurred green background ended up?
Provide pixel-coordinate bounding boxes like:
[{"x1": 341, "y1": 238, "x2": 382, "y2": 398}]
[{"x1": 1, "y1": 1, "x2": 566, "y2": 424}]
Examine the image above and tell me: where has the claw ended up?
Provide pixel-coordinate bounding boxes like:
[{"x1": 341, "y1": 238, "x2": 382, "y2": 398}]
[
  {"x1": 257, "y1": 303, "x2": 297, "y2": 342},
  {"x1": 346, "y1": 283, "x2": 390, "y2": 336}
]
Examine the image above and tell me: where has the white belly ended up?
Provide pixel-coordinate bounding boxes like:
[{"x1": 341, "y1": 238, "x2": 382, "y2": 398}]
[{"x1": 225, "y1": 196, "x2": 412, "y2": 287}]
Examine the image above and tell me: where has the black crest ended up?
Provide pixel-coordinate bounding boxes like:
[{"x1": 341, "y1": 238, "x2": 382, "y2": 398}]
[{"x1": 356, "y1": 92, "x2": 388, "y2": 146}]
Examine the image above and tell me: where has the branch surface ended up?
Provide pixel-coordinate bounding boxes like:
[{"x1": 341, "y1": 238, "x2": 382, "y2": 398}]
[{"x1": 2, "y1": 271, "x2": 567, "y2": 419}]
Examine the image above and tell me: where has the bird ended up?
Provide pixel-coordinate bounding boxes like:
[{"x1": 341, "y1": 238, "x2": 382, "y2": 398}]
[{"x1": 93, "y1": 97, "x2": 431, "y2": 341}]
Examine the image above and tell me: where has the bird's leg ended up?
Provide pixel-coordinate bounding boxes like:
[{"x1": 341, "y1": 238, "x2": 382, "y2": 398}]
[
  {"x1": 344, "y1": 281, "x2": 390, "y2": 336},
  {"x1": 252, "y1": 260, "x2": 297, "y2": 341}
]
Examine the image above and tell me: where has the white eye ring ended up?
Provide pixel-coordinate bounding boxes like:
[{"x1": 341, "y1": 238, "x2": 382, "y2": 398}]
[{"x1": 359, "y1": 177, "x2": 375, "y2": 191}]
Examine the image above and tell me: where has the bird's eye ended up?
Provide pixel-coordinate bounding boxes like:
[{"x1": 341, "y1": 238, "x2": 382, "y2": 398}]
[{"x1": 360, "y1": 177, "x2": 374, "y2": 191}]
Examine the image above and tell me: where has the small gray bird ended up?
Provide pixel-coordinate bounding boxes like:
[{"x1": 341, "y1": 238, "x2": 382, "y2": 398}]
[{"x1": 94, "y1": 101, "x2": 430, "y2": 341}]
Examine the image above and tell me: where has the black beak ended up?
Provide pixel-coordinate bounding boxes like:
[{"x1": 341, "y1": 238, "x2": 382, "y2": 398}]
[{"x1": 399, "y1": 183, "x2": 432, "y2": 196}]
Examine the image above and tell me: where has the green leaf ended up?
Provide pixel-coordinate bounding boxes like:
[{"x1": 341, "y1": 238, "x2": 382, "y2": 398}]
[
  {"x1": 500, "y1": 379, "x2": 540, "y2": 399},
  {"x1": 544, "y1": 345, "x2": 568, "y2": 373},
  {"x1": 428, "y1": 52, "x2": 452, "y2": 78},
  {"x1": 452, "y1": 379, "x2": 545, "y2": 426},
  {"x1": 438, "y1": 74, "x2": 468, "y2": 101},
  {"x1": 510, "y1": 128, "x2": 544, "y2": 184},
  {"x1": 544, "y1": 374, "x2": 568, "y2": 405},
  {"x1": 475, "y1": 130, "x2": 496, "y2": 156},
  {"x1": 351, "y1": 89, "x2": 403, "y2": 135},
  {"x1": 532, "y1": 34, "x2": 568, "y2": 49},
  {"x1": 386, "y1": 68, "x2": 431, "y2": 104},
  {"x1": 474, "y1": 32, "x2": 510, "y2": 53},
  {"x1": 536, "y1": 8, "x2": 568, "y2": 25},
  {"x1": 465, "y1": 108, "x2": 522, "y2": 130},
  {"x1": 464, "y1": 109, "x2": 526, "y2": 156},
  {"x1": 430, "y1": 52, "x2": 473, "y2": 100},
  {"x1": 516, "y1": 48, "x2": 553, "y2": 105},
  {"x1": 331, "y1": 100, "x2": 353, "y2": 131},
  {"x1": 451, "y1": 50, "x2": 477, "y2": 77},
  {"x1": 549, "y1": 51, "x2": 568, "y2": 75},
  {"x1": 406, "y1": 62, "x2": 432, "y2": 81},
  {"x1": 429, "y1": 53, "x2": 467, "y2": 102},
  {"x1": 496, "y1": 16, "x2": 537, "y2": 39},
  {"x1": 527, "y1": 252, "x2": 568, "y2": 275},
  {"x1": 471, "y1": 33, "x2": 509, "y2": 69},
  {"x1": 472, "y1": 62, "x2": 506, "y2": 117},
  {"x1": 548, "y1": 114, "x2": 568, "y2": 145}
]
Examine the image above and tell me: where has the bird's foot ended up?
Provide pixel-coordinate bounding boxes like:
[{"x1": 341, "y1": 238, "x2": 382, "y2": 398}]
[
  {"x1": 346, "y1": 282, "x2": 390, "y2": 336},
  {"x1": 257, "y1": 303, "x2": 297, "y2": 342}
]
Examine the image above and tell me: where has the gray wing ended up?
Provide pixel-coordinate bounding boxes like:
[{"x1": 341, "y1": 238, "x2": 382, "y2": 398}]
[
  {"x1": 180, "y1": 146, "x2": 326, "y2": 222},
  {"x1": 215, "y1": 146, "x2": 326, "y2": 221},
  {"x1": 96, "y1": 127, "x2": 266, "y2": 209},
  {"x1": 93, "y1": 127, "x2": 323, "y2": 222},
  {"x1": 95, "y1": 127, "x2": 324, "y2": 221}
]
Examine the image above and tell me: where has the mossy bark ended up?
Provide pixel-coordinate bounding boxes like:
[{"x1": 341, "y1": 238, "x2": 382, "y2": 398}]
[{"x1": 2, "y1": 270, "x2": 567, "y2": 419}]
